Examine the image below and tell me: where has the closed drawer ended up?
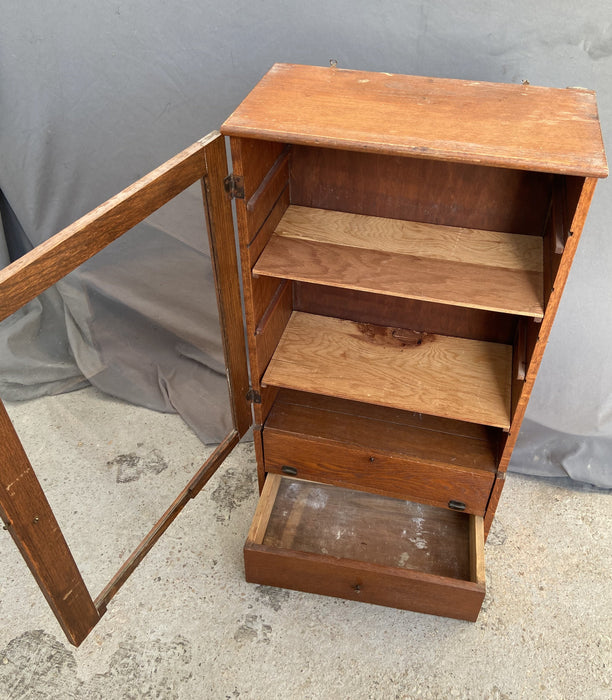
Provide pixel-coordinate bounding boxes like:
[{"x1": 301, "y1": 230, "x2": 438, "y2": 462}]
[
  {"x1": 244, "y1": 474, "x2": 486, "y2": 621},
  {"x1": 263, "y1": 391, "x2": 498, "y2": 516}
]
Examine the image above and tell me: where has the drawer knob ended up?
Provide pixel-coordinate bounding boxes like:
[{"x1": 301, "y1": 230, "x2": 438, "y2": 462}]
[
  {"x1": 448, "y1": 500, "x2": 466, "y2": 511},
  {"x1": 352, "y1": 584, "x2": 361, "y2": 594},
  {"x1": 281, "y1": 465, "x2": 298, "y2": 476}
]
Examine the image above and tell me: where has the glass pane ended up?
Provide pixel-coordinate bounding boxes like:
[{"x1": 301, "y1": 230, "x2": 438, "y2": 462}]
[{"x1": 0, "y1": 183, "x2": 234, "y2": 596}]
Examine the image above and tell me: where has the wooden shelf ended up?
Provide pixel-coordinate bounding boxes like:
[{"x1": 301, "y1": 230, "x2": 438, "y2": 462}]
[
  {"x1": 253, "y1": 206, "x2": 544, "y2": 318},
  {"x1": 262, "y1": 312, "x2": 512, "y2": 429}
]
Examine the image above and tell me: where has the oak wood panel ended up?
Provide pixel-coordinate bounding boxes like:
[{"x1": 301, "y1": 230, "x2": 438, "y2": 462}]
[
  {"x1": 255, "y1": 206, "x2": 544, "y2": 317},
  {"x1": 253, "y1": 280, "x2": 292, "y2": 379},
  {"x1": 234, "y1": 152, "x2": 289, "y2": 243},
  {"x1": 266, "y1": 389, "x2": 498, "y2": 470},
  {"x1": 244, "y1": 476, "x2": 485, "y2": 620},
  {"x1": 294, "y1": 282, "x2": 518, "y2": 345},
  {"x1": 0, "y1": 399, "x2": 101, "y2": 646},
  {"x1": 263, "y1": 389, "x2": 497, "y2": 514},
  {"x1": 222, "y1": 63, "x2": 607, "y2": 177},
  {"x1": 263, "y1": 478, "x2": 473, "y2": 577},
  {"x1": 251, "y1": 275, "x2": 284, "y2": 325},
  {"x1": 246, "y1": 186, "x2": 290, "y2": 269},
  {"x1": 244, "y1": 546, "x2": 485, "y2": 620},
  {"x1": 263, "y1": 312, "x2": 512, "y2": 428},
  {"x1": 483, "y1": 474, "x2": 506, "y2": 539},
  {"x1": 290, "y1": 145, "x2": 552, "y2": 235},
  {"x1": 246, "y1": 473, "x2": 281, "y2": 543},
  {"x1": 263, "y1": 433, "x2": 494, "y2": 515},
  {"x1": 497, "y1": 177, "x2": 599, "y2": 473},
  {"x1": 0, "y1": 136, "x2": 217, "y2": 324},
  {"x1": 275, "y1": 206, "x2": 543, "y2": 270},
  {"x1": 253, "y1": 426, "x2": 266, "y2": 493},
  {"x1": 511, "y1": 319, "x2": 528, "y2": 419},
  {"x1": 273, "y1": 389, "x2": 499, "y2": 441},
  {"x1": 230, "y1": 137, "x2": 284, "y2": 395},
  {"x1": 232, "y1": 138, "x2": 285, "y2": 200},
  {"x1": 469, "y1": 515, "x2": 486, "y2": 585},
  {"x1": 201, "y1": 134, "x2": 252, "y2": 436},
  {"x1": 253, "y1": 386, "x2": 279, "y2": 426}
]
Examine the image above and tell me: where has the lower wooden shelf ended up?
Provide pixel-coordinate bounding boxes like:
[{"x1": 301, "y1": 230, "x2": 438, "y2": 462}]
[
  {"x1": 244, "y1": 474, "x2": 486, "y2": 621},
  {"x1": 262, "y1": 311, "x2": 513, "y2": 429}
]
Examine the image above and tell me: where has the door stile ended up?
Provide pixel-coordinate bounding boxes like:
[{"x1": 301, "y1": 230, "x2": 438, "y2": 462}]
[
  {"x1": 0, "y1": 399, "x2": 101, "y2": 646},
  {"x1": 201, "y1": 133, "x2": 252, "y2": 437}
]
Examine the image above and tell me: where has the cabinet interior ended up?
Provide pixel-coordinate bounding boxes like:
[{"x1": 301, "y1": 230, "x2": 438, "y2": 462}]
[{"x1": 233, "y1": 136, "x2": 585, "y2": 502}]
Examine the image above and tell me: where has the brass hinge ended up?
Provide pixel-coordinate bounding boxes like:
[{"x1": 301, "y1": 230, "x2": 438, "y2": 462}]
[
  {"x1": 246, "y1": 388, "x2": 262, "y2": 404},
  {"x1": 224, "y1": 173, "x2": 245, "y2": 199}
]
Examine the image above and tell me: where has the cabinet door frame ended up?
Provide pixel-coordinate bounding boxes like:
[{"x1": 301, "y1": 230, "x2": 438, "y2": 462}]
[{"x1": 0, "y1": 131, "x2": 250, "y2": 646}]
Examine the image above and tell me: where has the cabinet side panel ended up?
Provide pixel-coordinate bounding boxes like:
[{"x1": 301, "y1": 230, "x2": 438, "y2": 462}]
[
  {"x1": 254, "y1": 280, "x2": 293, "y2": 377},
  {"x1": 290, "y1": 146, "x2": 552, "y2": 235},
  {"x1": 543, "y1": 175, "x2": 586, "y2": 305},
  {"x1": 231, "y1": 137, "x2": 291, "y2": 421},
  {"x1": 497, "y1": 177, "x2": 599, "y2": 474},
  {"x1": 236, "y1": 138, "x2": 286, "y2": 200}
]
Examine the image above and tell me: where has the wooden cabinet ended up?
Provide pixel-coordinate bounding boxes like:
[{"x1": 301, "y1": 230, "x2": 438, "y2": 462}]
[
  {"x1": 221, "y1": 64, "x2": 607, "y2": 621},
  {"x1": 0, "y1": 63, "x2": 607, "y2": 644}
]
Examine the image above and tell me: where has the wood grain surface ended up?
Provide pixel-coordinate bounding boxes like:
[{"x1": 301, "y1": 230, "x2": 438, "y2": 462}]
[
  {"x1": 265, "y1": 389, "x2": 499, "y2": 470},
  {"x1": 222, "y1": 63, "x2": 608, "y2": 177},
  {"x1": 244, "y1": 475, "x2": 486, "y2": 620},
  {"x1": 254, "y1": 206, "x2": 544, "y2": 317},
  {"x1": 262, "y1": 312, "x2": 512, "y2": 428},
  {"x1": 263, "y1": 390, "x2": 497, "y2": 514},
  {"x1": 201, "y1": 134, "x2": 252, "y2": 436},
  {"x1": 275, "y1": 206, "x2": 543, "y2": 270},
  {"x1": 293, "y1": 283, "x2": 518, "y2": 344},
  {"x1": 290, "y1": 145, "x2": 554, "y2": 236},
  {"x1": 0, "y1": 136, "x2": 215, "y2": 324},
  {"x1": 0, "y1": 400, "x2": 101, "y2": 646}
]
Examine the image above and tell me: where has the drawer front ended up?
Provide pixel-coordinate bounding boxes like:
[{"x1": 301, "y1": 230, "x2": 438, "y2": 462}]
[
  {"x1": 244, "y1": 474, "x2": 486, "y2": 622},
  {"x1": 263, "y1": 429, "x2": 494, "y2": 516},
  {"x1": 244, "y1": 546, "x2": 485, "y2": 621}
]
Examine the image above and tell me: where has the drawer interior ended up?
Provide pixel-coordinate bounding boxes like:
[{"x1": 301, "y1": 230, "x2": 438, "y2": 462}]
[{"x1": 245, "y1": 474, "x2": 486, "y2": 620}]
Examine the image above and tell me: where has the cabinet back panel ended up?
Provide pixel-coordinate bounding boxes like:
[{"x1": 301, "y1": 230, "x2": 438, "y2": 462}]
[
  {"x1": 290, "y1": 146, "x2": 552, "y2": 236},
  {"x1": 294, "y1": 282, "x2": 517, "y2": 345}
]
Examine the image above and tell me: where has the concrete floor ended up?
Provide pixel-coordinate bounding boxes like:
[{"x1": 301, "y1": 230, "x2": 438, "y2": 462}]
[{"x1": 0, "y1": 387, "x2": 610, "y2": 699}]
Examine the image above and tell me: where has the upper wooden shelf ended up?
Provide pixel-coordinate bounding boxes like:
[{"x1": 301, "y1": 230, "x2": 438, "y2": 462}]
[
  {"x1": 222, "y1": 63, "x2": 608, "y2": 178},
  {"x1": 253, "y1": 205, "x2": 544, "y2": 318},
  {"x1": 262, "y1": 311, "x2": 512, "y2": 429}
]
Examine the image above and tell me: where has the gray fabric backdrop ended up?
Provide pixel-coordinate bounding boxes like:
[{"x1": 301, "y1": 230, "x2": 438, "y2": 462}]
[{"x1": 1, "y1": 2, "x2": 611, "y2": 485}]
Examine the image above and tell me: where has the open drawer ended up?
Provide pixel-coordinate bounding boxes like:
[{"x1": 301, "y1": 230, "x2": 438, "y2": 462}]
[{"x1": 244, "y1": 474, "x2": 486, "y2": 621}]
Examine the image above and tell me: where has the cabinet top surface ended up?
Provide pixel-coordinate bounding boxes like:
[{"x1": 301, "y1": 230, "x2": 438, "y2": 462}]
[{"x1": 221, "y1": 63, "x2": 608, "y2": 178}]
